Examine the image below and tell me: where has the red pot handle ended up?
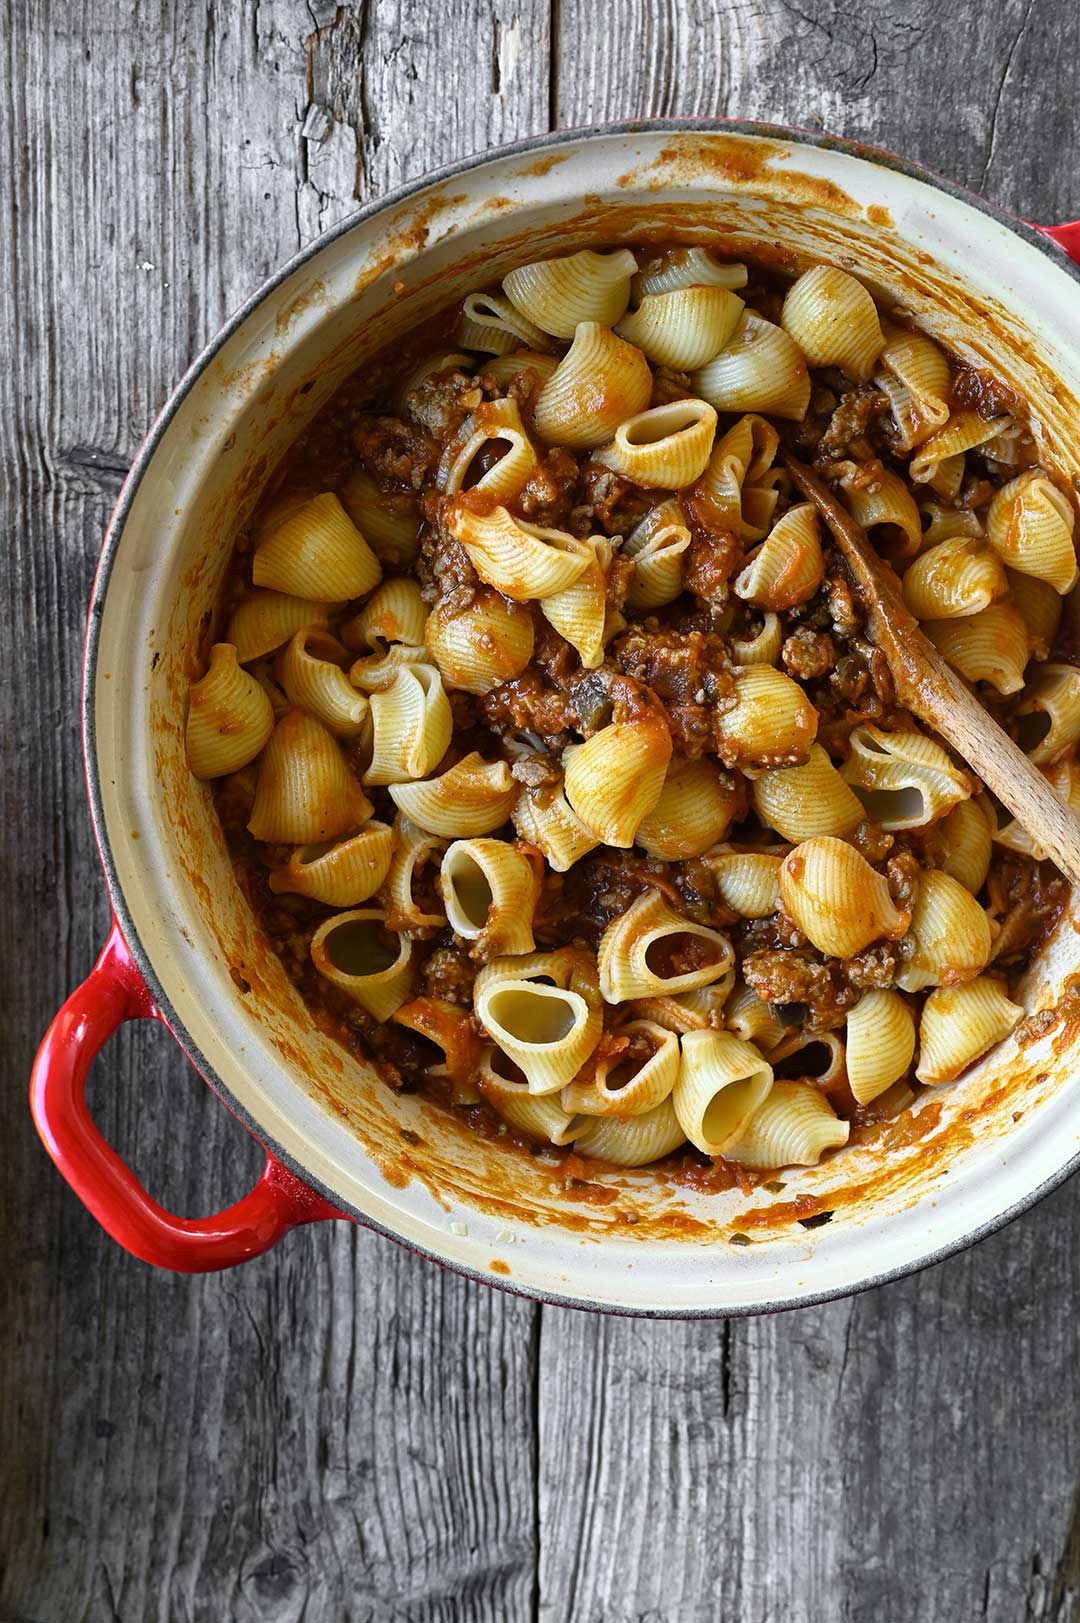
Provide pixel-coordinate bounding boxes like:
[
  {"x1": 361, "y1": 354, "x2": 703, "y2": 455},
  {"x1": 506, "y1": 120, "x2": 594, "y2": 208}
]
[
  {"x1": 1033, "y1": 220, "x2": 1080, "y2": 265},
  {"x1": 30, "y1": 918, "x2": 344, "y2": 1271}
]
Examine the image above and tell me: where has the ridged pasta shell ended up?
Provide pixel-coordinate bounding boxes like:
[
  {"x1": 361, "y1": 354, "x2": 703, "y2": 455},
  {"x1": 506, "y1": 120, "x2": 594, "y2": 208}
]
[
  {"x1": 692, "y1": 312, "x2": 811, "y2": 422},
  {"x1": 635, "y1": 757, "x2": 743, "y2": 859},
  {"x1": 563, "y1": 716, "x2": 671, "y2": 847},
  {"x1": 511, "y1": 781, "x2": 599, "y2": 872},
  {"x1": 915, "y1": 976, "x2": 1023, "y2": 1085},
  {"x1": 531, "y1": 324, "x2": 653, "y2": 449},
  {"x1": 1006, "y1": 568, "x2": 1062, "y2": 658},
  {"x1": 475, "y1": 969, "x2": 603, "y2": 1095},
  {"x1": 902, "y1": 535, "x2": 1008, "y2": 620},
  {"x1": 753, "y1": 744, "x2": 862, "y2": 841},
  {"x1": 705, "y1": 851, "x2": 783, "y2": 918},
  {"x1": 363, "y1": 662, "x2": 453, "y2": 786},
  {"x1": 398, "y1": 348, "x2": 475, "y2": 404},
  {"x1": 268, "y1": 821, "x2": 395, "y2": 907},
  {"x1": 389, "y1": 752, "x2": 517, "y2": 837},
  {"x1": 780, "y1": 265, "x2": 884, "y2": 381},
  {"x1": 875, "y1": 329, "x2": 951, "y2": 449},
  {"x1": 439, "y1": 838, "x2": 537, "y2": 958},
  {"x1": 731, "y1": 613, "x2": 784, "y2": 666},
  {"x1": 624, "y1": 500, "x2": 691, "y2": 611},
  {"x1": 615, "y1": 285, "x2": 744, "y2": 370},
  {"x1": 436, "y1": 396, "x2": 539, "y2": 502},
  {"x1": 562, "y1": 1020, "x2": 680, "y2": 1118},
  {"x1": 252, "y1": 492, "x2": 382, "y2": 601},
  {"x1": 342, "y1": 578, "x2": 428, "y2": 652},
  {"x1": 394, "y1": 997, "x2": 485, "y2": 1088},
  {"x1": 910, "y1": 412, "x2": 1010, "y2": 487},
  {"x1": 338, "y1": 467, "x2": 420, "y2": 570},
  {"x1": 840, "y1": 724, "x2": 972, "y2": 830},
  {"x1": 348, "y1": 642, "x2": 428, "y2": 692},
  {"x1": 574, "y1": 1097, "x2": 687, "y2": 1167},
  {"x1": 478, "y1": 350, "x2": 561, "y2": 390},
  {"x1": 248, "y1": 710, "x2": 372, "y2": 844},
  {"x1": 478, "y1": 1047, "x2": 587, "y2": 1145},
  {"x1": 723, "y1": 1081, "x2": 848, "y2": 1168},
  {"x1": 503, "y1": 248, "x2": 638, "y2": 338},
  {"x1": 779, "y1": 837, "x2": 907, "y2": 959},
  {"x1": 598, "y1": 889, "x2": 733, "y2": 1002},
  {"x1": 448, "y1": 503, "x2": 590, "y2": 600},
  {"x1": 717, "y1": 665, "x2": 818, "y2": 771},
  {"x1": 723, "y1": 982, "x2": 787, "y2": 1051},
  {"x1": 310, "y1": 909, "x2": 414, "y2": 1021},
  {"x1": 424, "y1": 588, "x2": 534, "y2": 693},
  {"x1": 278, "y1": 628, "x2": 370, "y2": 737},
  {"x1": 986, "y1": 471, "x2": 1078, "y2": 594},
  {"x1": 632, "y1": 247, "x2": 748, "y2": 299},
  {"x1": 734, "y1": 502, "x2": 823, "y2": 609},
  {"x1": 846, "y1": 989, "x2": 916, "y2": 1105},
  {"x1": 540, "y1": 535, "x2": 609, "y2": 668},
  {"x1": 594, "y1": 398, "x2": 717, "y2": 489},
  {"x1": 770, "y1": 1030, "x2": 846, "y2": 1092},
  {"x1": 895, "y1": 869, "x2": 993, "y2": 992},
  {"x1": 460, "y1": 290, "x2": 552, "y2": 351},
  {"x1": 919, "y1": 502, "x2": 984, "y2": 546},
  {"x1": 991, "y1": 758, "x2": 1080, "y2": 860},
  {"x1": 925, "y1": 603, "x2": 1030, "y2": 695},
  {"x1": 834, "y1": 460, "x2": 923, "y2": 561},
  {"x1": 186, "y1": 644, "x2": 275, "y2": 779},
  {"x1": 382, "y1": 814, "x2": 447, "y2": 932},
  {"x1": 226, "y1": 590, "x2": 330, "y2": 663},
  {"x1": 938, "y1": 797, "x2": 993, "y2": 893},
  {"x1": 673, "y1": 1029, "x2": 774, "y2": 1155},
  {"x1": 1013, "y1": 663, "x2": 1080, "y2": 765}
]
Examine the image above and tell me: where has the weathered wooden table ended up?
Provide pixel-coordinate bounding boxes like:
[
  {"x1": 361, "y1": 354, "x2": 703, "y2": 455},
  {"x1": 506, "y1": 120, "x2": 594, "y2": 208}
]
[{"x1": 4, "y1": 4, "x2": 1080, "y2": 1618}]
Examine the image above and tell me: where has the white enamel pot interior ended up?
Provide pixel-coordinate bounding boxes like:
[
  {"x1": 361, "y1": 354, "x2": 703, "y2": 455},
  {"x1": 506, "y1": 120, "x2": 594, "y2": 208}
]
[{"x1": 87, "y1": 122, "x2": 1080, "y2": 1315}]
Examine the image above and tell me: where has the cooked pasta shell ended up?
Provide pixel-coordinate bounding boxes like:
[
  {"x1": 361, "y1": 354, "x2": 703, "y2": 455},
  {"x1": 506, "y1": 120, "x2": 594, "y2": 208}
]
[
  {"x1": 780, "y1": 837, "x2": 907, "y2": 959},
  {"x1": 673, "y1": 1029, "x2": 773, "y2": 1156},
  {"x1": 624, "y1": 500, "x2": 691, "y2": 611},
  {"x1": 770, "y1": 1030, "x2": 846, "y2": 1092},
  {"x1": 310, "y1": 909, "x2": 414, "y2": 1021},
  {"x1": 439, "y1": 838, "x2": 537, "y2": 958},
  {"x1": 902, "y1": 535, "x2": 1008, "y2": 620},
  {"x1": 841, "y1": 724, "x2": 972, "y2": 830},
  {"x1": 563, "y1": 1020, "x2": 680, "y2": 1118},
  {"x1": 717, "y1": 665, "x2": 818, "y2": 771},
  {"x1": 937, "y1": 796, "x2": 993, "y2": 893},
  {"x1": 730, "y1": 613, "x2": 784, "y2": 666},
  {"x1": 875, "y1": 329, "x2": 951, "y2": 449},
  {"x1": 1006, "y1": 567, "x2": 1062, "y2": 659},
  {"x1": 448, "y1": 503, "x2": 590, "y2": 601},
  {"x1": 780, "y1": 265, "x2": 884, "y2": 381},
  {"x1": 986, "y1": 471, "x2": 1078, "y2": 594},
  {"x1": 390, "y1": 752, "x2": 517, "y2": 837},
  {"x1": 424, "y1": 588, "x2": 534, "y2": 694},
  {"x1": 394, "y1": 997, "x2": 485, "y2": 1089},
  {"x1": 632, "y1": 991, "x2": 715, "y2": 1034},
  {"x1": 1013, "y1": 663, "x2": 1080, "y2": 765},
  {"x1": 990, "y1": 757, "x2": 1080, "y2": 860},
  {"x1": 478, "y1": 1047, "x2": 587, "y2": 1145},
  {"x1": 347, "y1": 642, "x2": 428, "y2": 692},
  {"x1": 540, "y1": 535, "x2": 609, "y2": 668},
  {"x1": 692, "y1": 312, "x2": 811, "y2": 422},
  {"x1": 697, "y1": 412, "x2": 780, "y2": 517},
  {"x1": 255, "y1": 490, "x2": 313, "y2": 542},
  {"x1": 706, "y1": 851, "x2": 782, "y2": 918},
  {"x1": 364, "y1": 663, "x2": 453, "y2": 786},
  {"x1": 723, "y1": 1081, "x2": 848, "y2": 1168},
  {"x1": 268, "y1": 821, "x2": 395, "y2": 907},
  {"x1": 895, "y1": 869, "x2": 992, "y2": 992},
  {"x1": 910, "y1": 412, "x2": 1010, "y2": 489},
  {"x1": 834, "y1": 460, "x2": 923, "y2": 561},
  {"x1": 846, "y1": 989, "x2": 916, "y2": 1105},
  {"x1": 734, "y1": 502, "x2": 824, "y2": 610},
  {"x1": 252, "y1": 492, "x2": 382, "y2": 601},
  {"x1": 382, "y1": 814, "x2": 447, "y2": 933},
  {"x1": 724, "y1": 982, "x2": 787, "y2": 1052},
  {"x1": 924, "y1": 603, "x2": 1030, "y2": 695},
  {"x1": 475, "y1": 968, "x2": 603, "y2": 1095},
  {"x1": 342, "y1": 577, "x2": 428, "y2": 652},
  {"x1": 478, "y1": 350, "x2": 561, "y2": 390},
  {"x1": 503, "y1": 248, "x2": 638, "y2": 338},
  {"x1": 916, "y1": 976, "x2": 1023, "y2": 1085},
  {"x1": 632, "y1": 247, "x2": 748, "y2": 299},
  {"x1": 615, "y1": 285, "x2": 744, "y2": 370},
  {"x1": 436, "y1": 396, "x2": 539, "y2": 502},
  {"x1": 563, "y1": 716, "x2": 671, "y2": 847},
  {"x1": 460, "y1": 290, "x2": 552, "y2": 352},
  {"x1": 278, "y1": 628, "x2": 370, "y2": 737},
  {"x1": 185, "y1": 644, "x2": 275, "y2": 779},
  {"x1": 919, "y1": 502, "x2": 984, "y2": 547},
  {"x1": 574, "y1": 1097, "x2": 687, "y2": 1167},
  {"x1": 634, "y1": 756, "x2": 743, "y2": 859},
  {"x1": 398, "y1": 348, "x2": 475, "y2": 404},
  {"x1": 338, "y1": 467, "x2": 421, "y2": 569},
  {"x1": 531, "y1": 323, "x2": 653, "y2": 450},
  {"x1": 598, "y1": 889, "x2": 733, "y2": 1003},
  {"x1": 594, "y1": 398, "x2": 717, "y2": 489},
  {"x1": 511, "y1": 781, "x2": 599, "y2": 872},
  {"x1": 248, "y1": 710, "x2": 371, "y2": 844},
  {"x1": 226, "y1": 590, "x2": 330, "y2": 663},
  {"x1": 753, "y1": 745, "x2": 862, "y2": 841}
]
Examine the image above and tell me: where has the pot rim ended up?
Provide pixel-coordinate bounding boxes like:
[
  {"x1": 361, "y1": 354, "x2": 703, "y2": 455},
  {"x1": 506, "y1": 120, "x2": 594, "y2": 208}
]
[{"x1": 82, "y1": 117, "x2": 1080, "y2": 1316}]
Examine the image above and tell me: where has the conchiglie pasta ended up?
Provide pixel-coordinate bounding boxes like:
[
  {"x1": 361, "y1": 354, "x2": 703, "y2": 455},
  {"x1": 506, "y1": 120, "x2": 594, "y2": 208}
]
[
  {"x1": 705, "y1": 851, "x2": 783, "y2": 918},
  {"x1": 474, "y1": 958, "x2": 602, "y2": 1095},
  {"x1": 594, "y1": 398, "x2": 717, "y2": 489},
  {"x1": 924, "y1": 604, "x2": 1030, "y2": 695},
  {"x1": 248, "y1": 711, "x2": 372, "y2": 844},
  {"x1": 731, "y1": 614, "x2": 784, "y2": 667},
  {"x1": 1012, "y1": 664, "x2": 1080, "y2": 765},
  {"x1": 986, "y1": 471, "x2": 1078, "y2": 594},
  {"x1": 478, "y1": 350, "x2": 560, "y2": 390},
  {"x1": 539, "y1": 534, "x2": 609, "y2": 668},
  {"x1": 902, "y1": 536, "x2": 1008, "y2": 621},
  {"x1": 723, "y1": 1082, "x2": 848, "y2": 1168},
  {"x1": 278, "y1": 628, "x2": 370, "y2": 736},
  {"x1": 478, "y1": 1048, "x2": 586, "y2": 1147},
  {"x1": 511, "y1": 781, "x2": 599, "y2": 872},
  {"x1": 834, "y1": 460, "x2": 923, "y2": 561},
  {"x1": 598, "y1": 890, "x2": 734, "y2": 1002},
  {"x1": 574, "y1": 1098, "x2": 687, "y2": 1167},
  {"x1": 1006, "y1": 568, "x2": 1062, "y2": 658},
  {"x1": 268, "y1": 822, "x2": 395, "y2": 907},
  {"x1": 846, "y1": 990, "x2": 916, "y2": 1105},
  {"x1": 448, "y1": 504, "x2": 589, "y2": 601},
  {"x1": 310, "y1": 909, "x2": 415, "y2": 1021},
  {"x1": 895, "y1": 870, "x2": 993, "y2": 992},
  {"x1": 840, "y1": 724, "x2": 972, "y2": 829},
  {"x1": 382, "y1": 815, "x2": 446, "y2": 933},
  {"x1": 503, "y1": 248, "x2": 638, "y2": 338},
  {"x1": 389, "y1": 752, "x2": 517, "y2": 837},
  {"x1": 364, "y1": 663, "x2": 453, "y2": 786},
  {"x1": 459, "y1": 290, "x2": 552, "y2": 352},
  {"x1": 624, "y1": 501, "x2": 691, "y2": 611},
  {"x1": 734, "y1": 503, "x2": 824, "y2": 610},
  {"x1": 531, "y1": 323, "x2": 653, "y2": 449},
  {"x1": 394, "y1": 998, "x2": 485, "y2": 1091},
  {"x1": 562, "y1": 1020, "x2": 680, "y2": 1118},
  {"x1": 717, "y1": 665, "x2": 817, "y2": 770},
  {"x1": 909, "y1": 412, "x2": 1010, "y2": 495},
  {"x1": 438, "y1": 838, "x2": 537, "y2": 958},
  {"x1": 990, "y1": 757, "x2": 1080, "y2": 860},
  {"x1": 424, "y1": 588, "x2": 534, "y2": 693},
  {"x1": 227, "y1": 590, "x2": 330, "y2": 664},
  {"x1": 338, "y1": 467, "x2": 420, "y2": 569},
  {"x1": 694, "y1": 412, "x2": 780, "y2": 540},
  {"x1": 342, "y1": 577, "x2": 428, "y2": 652},
  {"x1": 916, "y1": 977, "x2": 1023, "y2": 1085},
  {"x1": 436, "y1": 396, "x2": 539, "y2": 502},
  {"x1": 780, "y1": 265, "x2": 884, "y2": 381},
  {"x1": 563, "y1": 716, "x2": 671, "y2": 848},
  {"x1": 634, "y1": 757, "x2": 743, "y2": 859},
  {"x1": 876, "y1": 327, "x2": 951, "y2": 448},
  {"x1": 672, "y1": 1030, "x2": 773, "y2": 1156},
  {"x1": 632, "y1": 246, "x2": 748, "y2": 298},
  {"x1": 186, "y1": 644, "x2": 275, "y2": 779},
  {"x1": 937, "y1": 797, "x2": 994, "y2": 893},
  {"x1": 752, "y1": 745, "x2": 862, "y2": 841},
  {"x1": 780, "y1": 837, "x2": 907, "y2": 958},
  {"x1": 615, "y1": 285, "x2": 744, "y2": 369},
  {"x1": 724, "y1": 982, "x2": 787, "y2": 1051},
  {"x1": 252, "y1": 492, "x2": 382, "y2": 601},
  {"x1": 692, "y1": 312, "x2": 811, "y2": 421}
]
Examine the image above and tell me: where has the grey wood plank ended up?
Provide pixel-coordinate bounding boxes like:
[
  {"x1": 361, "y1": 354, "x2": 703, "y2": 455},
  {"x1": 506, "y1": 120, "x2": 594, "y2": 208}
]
[
  {"x1": 538, "y1": 4, "x2": 1080, "y2": 1622},
  {"x1": 0, "y1": 2, "x2": 548, "y2": 1619}
]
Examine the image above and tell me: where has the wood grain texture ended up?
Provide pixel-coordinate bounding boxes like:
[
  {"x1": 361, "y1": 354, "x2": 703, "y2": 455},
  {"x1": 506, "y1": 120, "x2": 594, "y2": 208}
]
[{"x1": 2, "y1": 2, "x2": 1080, "y2": 1621}]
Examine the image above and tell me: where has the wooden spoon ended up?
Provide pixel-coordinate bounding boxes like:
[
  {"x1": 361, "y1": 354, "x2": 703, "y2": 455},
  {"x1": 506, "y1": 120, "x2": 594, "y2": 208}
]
[{"x1": 785, "y1": 456, "x2": 1080, "y2": 887}]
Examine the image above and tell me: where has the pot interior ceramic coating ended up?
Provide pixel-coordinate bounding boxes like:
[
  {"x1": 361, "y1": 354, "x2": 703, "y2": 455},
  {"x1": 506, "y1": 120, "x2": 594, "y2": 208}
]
[{"x1": 88, "y1": 125, "x2": 1080, "y2": 1314}]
